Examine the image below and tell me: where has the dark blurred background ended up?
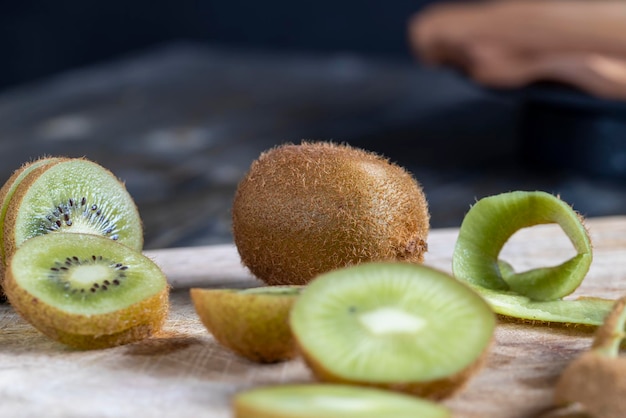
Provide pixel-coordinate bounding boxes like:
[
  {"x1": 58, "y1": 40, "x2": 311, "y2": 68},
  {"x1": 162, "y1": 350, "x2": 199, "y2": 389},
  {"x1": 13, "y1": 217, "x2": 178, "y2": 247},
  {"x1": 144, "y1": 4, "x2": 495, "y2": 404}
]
[
  {"x1": 0, "y1": 0, "x2": 432, "y2": 90},
  {"x1": 1, "y1": 1, "x2": 626, "y2": 249}
]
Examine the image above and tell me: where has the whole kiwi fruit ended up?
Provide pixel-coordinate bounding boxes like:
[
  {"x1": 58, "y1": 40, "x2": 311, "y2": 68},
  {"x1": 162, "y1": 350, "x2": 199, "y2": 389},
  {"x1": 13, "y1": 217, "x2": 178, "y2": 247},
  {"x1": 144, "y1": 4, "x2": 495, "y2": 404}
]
[{"x1": 232, "y1": 142, "x2": 429, "y2": 285}]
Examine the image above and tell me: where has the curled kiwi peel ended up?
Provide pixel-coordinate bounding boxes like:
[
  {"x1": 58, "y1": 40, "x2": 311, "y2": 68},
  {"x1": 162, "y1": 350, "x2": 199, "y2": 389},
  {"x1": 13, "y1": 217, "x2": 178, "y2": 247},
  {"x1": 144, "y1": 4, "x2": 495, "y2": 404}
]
[
  {"x1": 233, "y1": 384, "x2": 451, "y2": 418},
  {"x1": 3, "y1": 231, "x2": 169, "y2": 349},
  {"x1": 191, "y1": 286, "x2": 302, "y2": 363},
  {"x1": 554, "y1": 297, "x2": 626, "y2": 417},
  {"x1": 452, "y1": 191, "x2": 614, "y2": 326},
  {"x1": 290, "y1": 262, "x2": 495, "y2": 400}
]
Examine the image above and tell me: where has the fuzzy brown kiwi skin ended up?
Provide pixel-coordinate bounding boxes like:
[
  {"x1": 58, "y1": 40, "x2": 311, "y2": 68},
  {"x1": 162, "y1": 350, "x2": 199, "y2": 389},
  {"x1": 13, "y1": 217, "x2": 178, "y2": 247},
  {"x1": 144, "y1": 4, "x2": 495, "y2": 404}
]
[
  {"x1": 3, "y1": 273, "x2": 169, "y2": 350},
  {"x1": 294, "y1": 338, "x2": 491, "y2": 401},
  {"x1": 0, "y1": 157, "x2": 68, "y2": 296},
  {"x1": 190, "y1": 287, "x2": 300, "y2": 363},
  {"x1": 232, "y1": 141, "x2": 430, "y2": 285}
]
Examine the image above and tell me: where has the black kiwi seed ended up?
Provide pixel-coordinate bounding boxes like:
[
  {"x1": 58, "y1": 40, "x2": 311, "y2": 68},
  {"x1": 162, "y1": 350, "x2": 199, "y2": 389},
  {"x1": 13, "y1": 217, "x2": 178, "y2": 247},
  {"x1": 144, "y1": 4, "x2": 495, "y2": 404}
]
[{"x1": 47, "y1": 255, "x2": 129, "y2": 294}]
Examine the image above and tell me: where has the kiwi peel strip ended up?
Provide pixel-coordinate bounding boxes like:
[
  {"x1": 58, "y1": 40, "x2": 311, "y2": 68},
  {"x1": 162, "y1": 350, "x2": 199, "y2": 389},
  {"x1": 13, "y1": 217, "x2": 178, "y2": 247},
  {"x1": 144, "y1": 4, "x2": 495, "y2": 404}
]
[{"x1": 452, "y1": 191, "x2": 614, "y2": 326}]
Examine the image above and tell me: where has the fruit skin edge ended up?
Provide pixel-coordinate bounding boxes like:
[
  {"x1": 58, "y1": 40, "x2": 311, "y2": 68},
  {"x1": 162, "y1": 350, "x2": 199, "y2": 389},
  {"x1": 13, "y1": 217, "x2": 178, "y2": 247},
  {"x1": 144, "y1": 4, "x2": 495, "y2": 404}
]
[
  {"x1": 0, "y1": 157, "x2": 66, "y2": 288},
  {"x1": 294, "y1": 337, "x2": 492, "y2": 401},
  {"x1": 3, "y1": 274, "x2": 169, "y2": 350}
]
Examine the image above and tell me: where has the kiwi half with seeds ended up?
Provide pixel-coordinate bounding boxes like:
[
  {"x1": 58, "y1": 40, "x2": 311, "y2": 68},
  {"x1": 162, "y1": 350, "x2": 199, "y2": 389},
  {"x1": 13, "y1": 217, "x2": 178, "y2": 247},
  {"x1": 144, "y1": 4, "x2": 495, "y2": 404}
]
[
  {"x1": 191, "y1": 286, "x2": 302, "y2": 363},
  {"x1": 3, "y1": 232, "x2": 169, "y2": 349},
  {"x1": 452, "y1": 191, "x2": 614, "y2": 326},
  {"x1": 289, "y1": 262, "x2": 495, "y2": 400},
  {"x1": 233, "y1": 384, "x2": 451, "y2": 418},
  {"x1": 232, "y1": 141, "x2": 430, "y2": 286},
  {"x1": 2, "y1": 157, "x2": 143, "y2": 278}
]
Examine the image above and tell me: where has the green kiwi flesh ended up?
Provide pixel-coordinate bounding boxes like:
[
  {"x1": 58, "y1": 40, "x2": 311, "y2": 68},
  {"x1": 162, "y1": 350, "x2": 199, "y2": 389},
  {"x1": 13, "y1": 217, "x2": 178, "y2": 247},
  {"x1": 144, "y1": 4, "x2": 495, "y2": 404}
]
[
  {"x1": 233, "y1": 384, "x2": 451, "y2": 418},
  {"x1": 232, "y1": 142, "x2": 430, "y2": 285},
  {"x1": 452, "y1": 191, "x2": 611, "y2": 326},
  {"x1": 191, "y1": 286, "x2": 302, "y2": 363},
  {"x1": 3, "y1": 158, "x2": 143, "y2": 268},
  {"x1": 0, "y1": 157, "x2": 65, "y2": 281},
  {"x1": 289, "y1": 262, "x2": 495, "y2": 400},
  {"x1": 0, "y1": 158, "x2": 63, "y2": 255},
  {"x1": 3, "y1": 232, "x2": 169, "y2": 349}
]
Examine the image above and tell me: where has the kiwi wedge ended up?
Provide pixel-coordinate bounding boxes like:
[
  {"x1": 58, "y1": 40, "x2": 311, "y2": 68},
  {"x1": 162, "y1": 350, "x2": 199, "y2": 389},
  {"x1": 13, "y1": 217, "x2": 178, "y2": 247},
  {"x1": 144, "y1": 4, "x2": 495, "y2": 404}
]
[
  {"x1": 554, "y1": 296, "x2": 626, "y2": 417},
  {"x1": 289, "y1": 262, "x2": 495, "y2": 400},
  {"x1": 233, "y1": 384, "x2": 451, "y2": 418},
  {"x1": 2, "y1": 157, "x2": 143, "y2": 274},
  {"x1": 3, "y1": 232, "x2": 169, "y2": 349},
  {"x1": 232, "y1": 141, "x2": 430, "y2": 285},
  {"x1": 452, "y1": 191, "x2": 614, "y2": 326},
  {"x1": 191, "y1": 286, "x2": 301, "y2": 363}
]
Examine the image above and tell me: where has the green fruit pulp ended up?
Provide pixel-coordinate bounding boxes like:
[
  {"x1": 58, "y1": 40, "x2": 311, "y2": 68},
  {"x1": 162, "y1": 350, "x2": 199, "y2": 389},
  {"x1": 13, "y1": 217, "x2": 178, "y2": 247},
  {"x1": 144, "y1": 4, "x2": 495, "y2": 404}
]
[
  {"x1": 12, "y1": 159, "x2": 143, "y2": 252},
  {"x1": 0, "y1": 157, "x2": 61, "y2": 263},
  {"x1": 234, "y1": 384, "x2": 451, "y2": 418},
  {"x1": 240, "y1": 286, "x2": 303, "y2": 296},
  {"x1": 290, "y1": 262, "x2": 495, "y2": 383},
  {"x1": 9, "y1": 233, "x2": 166, "y2": 315}
]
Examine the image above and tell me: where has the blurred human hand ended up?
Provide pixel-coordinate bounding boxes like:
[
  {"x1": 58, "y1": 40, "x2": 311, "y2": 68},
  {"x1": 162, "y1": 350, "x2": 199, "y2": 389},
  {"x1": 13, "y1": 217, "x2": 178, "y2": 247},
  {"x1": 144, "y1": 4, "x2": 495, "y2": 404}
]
[{"x1": 409, "y1": 0, "x2": 626, "y2": 100}]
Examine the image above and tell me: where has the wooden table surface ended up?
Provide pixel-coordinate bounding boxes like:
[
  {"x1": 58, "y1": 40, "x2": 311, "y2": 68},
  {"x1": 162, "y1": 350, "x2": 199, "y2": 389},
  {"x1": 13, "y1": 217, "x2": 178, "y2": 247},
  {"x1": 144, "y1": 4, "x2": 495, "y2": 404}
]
[{"x1": 2, "y1": 216, "x2": 626, "y2": 417}]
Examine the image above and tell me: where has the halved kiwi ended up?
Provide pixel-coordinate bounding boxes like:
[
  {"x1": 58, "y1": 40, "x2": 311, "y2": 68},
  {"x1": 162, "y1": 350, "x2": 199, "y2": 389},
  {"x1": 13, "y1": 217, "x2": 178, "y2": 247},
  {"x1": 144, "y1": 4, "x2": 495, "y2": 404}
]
[
  {"x1": 191, "y1": 286, "x2": 302, "y2": 363},
  {"x1": 289, "y1": 262, "x2": 495, "y2": 400},
  {"x1": 3, "y1": 232, "x2": 169, "y2": 349},
  {"x1": 452, "y1": 191, "x2": 614, "y2": 326},
  {"x1": 2, "y1": 157, "x2": 143, "y2": 273},
  {"x1": 233, "y1": 384, "x2": 451, "y2": 418},
  {"x1": 232, "y1": 141, "x2": 430, "y2": 285}
]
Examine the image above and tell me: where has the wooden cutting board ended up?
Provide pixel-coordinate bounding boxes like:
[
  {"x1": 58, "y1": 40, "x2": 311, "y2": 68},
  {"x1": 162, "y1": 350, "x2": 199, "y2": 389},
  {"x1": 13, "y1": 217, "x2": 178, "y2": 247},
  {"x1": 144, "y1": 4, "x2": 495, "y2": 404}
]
[{"x1": 2, "y1": 216, "x2": 626, "y2": 418}]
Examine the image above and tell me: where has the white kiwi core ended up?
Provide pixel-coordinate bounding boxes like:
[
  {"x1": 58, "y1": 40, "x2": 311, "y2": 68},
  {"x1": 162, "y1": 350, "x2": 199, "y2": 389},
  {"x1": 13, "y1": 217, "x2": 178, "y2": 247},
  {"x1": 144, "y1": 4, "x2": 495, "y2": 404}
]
[
  {"x1": 69, "y1": 264, "x2": 111, "y2": 287},
  {"x1": 359, "y1": 307, "x2": 426, "y2": 335}
]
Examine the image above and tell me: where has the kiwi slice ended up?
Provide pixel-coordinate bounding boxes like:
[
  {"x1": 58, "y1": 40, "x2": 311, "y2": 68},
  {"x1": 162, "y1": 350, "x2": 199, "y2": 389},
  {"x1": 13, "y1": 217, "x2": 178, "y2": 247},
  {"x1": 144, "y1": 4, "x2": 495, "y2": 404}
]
[
  {"x1": 3, "y1": 232, "x2": 169, "y2": 349},
  {"x1": 452, "y1": 190, "x2": 614, "y2": 326},
  {"x1": 0, "y1": 157, "x2": 65, "y2": 281},
  {"x1": 289, "y1": 262, "x2": 495, "y2": 400},
  {"x1": 233, "y1": 384, "x2": 451, "y2": 418},
  {"x1": 554, "y1": 297, "x2": 626, "y2": 416},
  {"x1": 2, "y1": 157, "x2": 143, "y2": 272},
  {"x1": 232, "y1": 141, "x2": 430, "y2": 285},
  {"x1": 191, "y1": 286, "x2": 301, "y2": 363}
]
